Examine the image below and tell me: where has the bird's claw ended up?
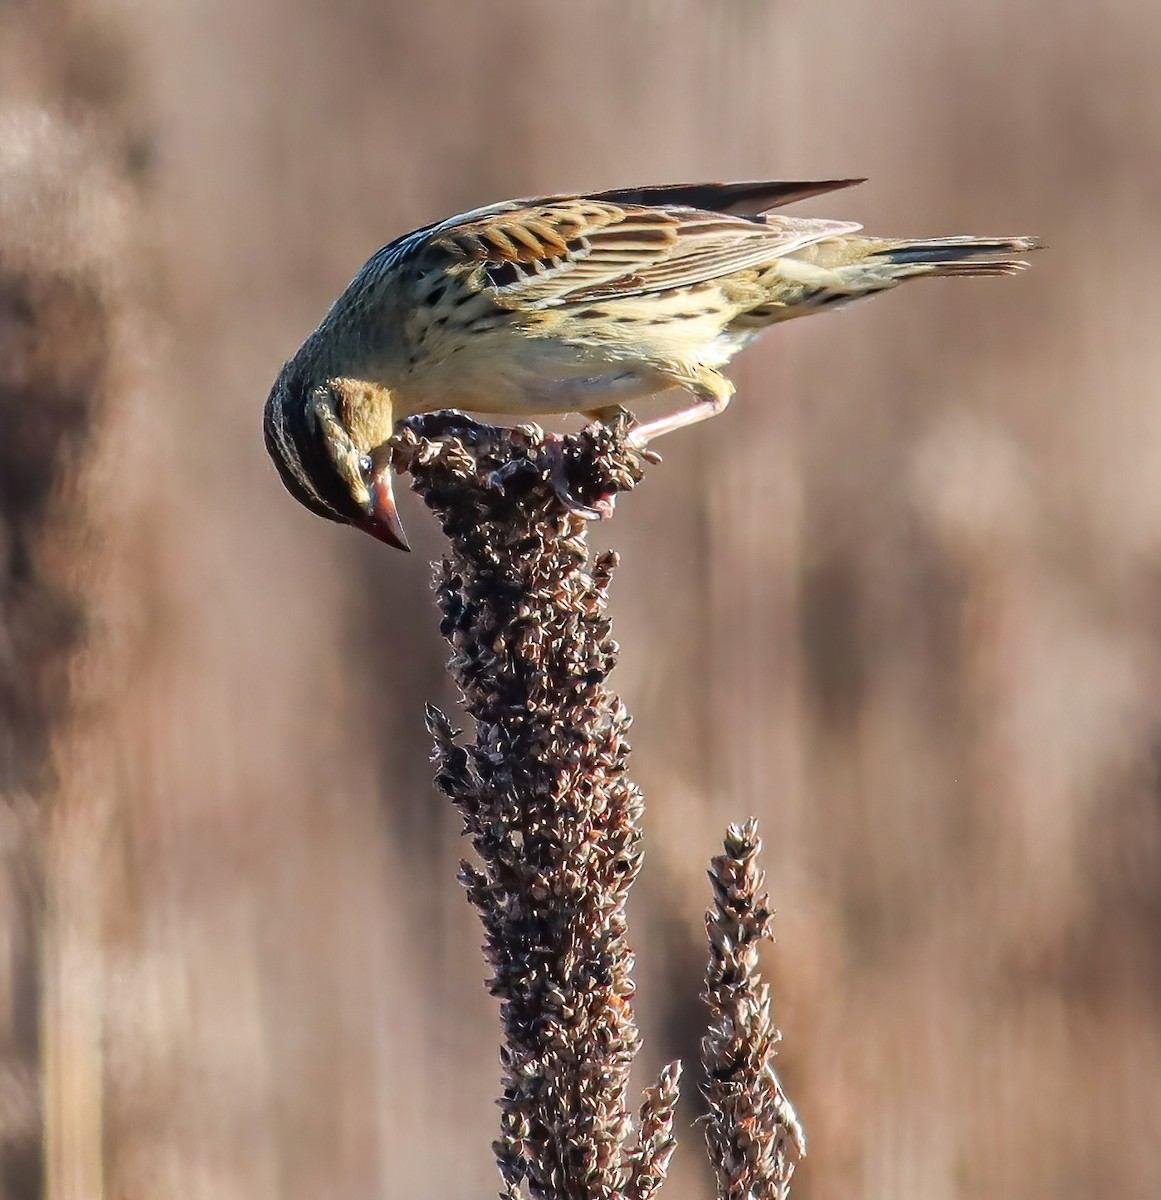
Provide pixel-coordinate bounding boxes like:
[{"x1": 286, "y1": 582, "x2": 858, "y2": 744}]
[
  {"x1": 485, "y1": 458, "x2": 540, "y2": 492},
  {"x1": 632, "y1": 443, "x2": 664, "y2": 466},
  {"x1": 554, "y1": 483, "x2": 617, "y2": 521},
  {"x1": 544, "y1": 433, "x2": 618, "y2": 521}
]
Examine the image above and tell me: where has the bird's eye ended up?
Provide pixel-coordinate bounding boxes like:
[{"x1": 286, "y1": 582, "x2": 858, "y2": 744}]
[{"x1": 358, "y1": 454, "x2": 373, "y2": 478}]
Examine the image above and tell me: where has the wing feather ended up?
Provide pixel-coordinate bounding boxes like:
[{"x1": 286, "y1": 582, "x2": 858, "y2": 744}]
[
  {"x1": 588, "y1": 178, "x2": 866, "y2": 216},
  {"x1": 426, "y1": 199, "x2": 862, "y2": 308}
]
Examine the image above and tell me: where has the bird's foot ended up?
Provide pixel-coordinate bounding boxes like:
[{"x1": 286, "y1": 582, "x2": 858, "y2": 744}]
[
  {"x1": 543, "y1": 431, "x2": 619, "y2": 520},
  {"x1": 586, "y1": 407, "x2": 662, "y2": 465},
  {"x1": 484, "y1": 454, "x2": 541, "y2": 493},
  {"x1": 628, "y1": 442, "x2": 663, "y2": 466}
]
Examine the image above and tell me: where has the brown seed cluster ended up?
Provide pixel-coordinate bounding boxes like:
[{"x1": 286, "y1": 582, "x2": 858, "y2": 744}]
[
  {"x1": 399, "y1": 418, "x2": 804, "y2": 1200},
  {"x1": 398, "y1": 413, "x2": 677, "y2": 1200},
  {"x1": 702, "y1": 821, "x2": 805, "y2": 1200}
]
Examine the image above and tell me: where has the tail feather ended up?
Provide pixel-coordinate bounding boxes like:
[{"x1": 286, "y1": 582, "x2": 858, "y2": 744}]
[
  {"x1": 732, "y1": 230, "x2": 1041, "y2": 328},
  {"x1": 874, "y1": 235, "x2": 1042, "y2": 278}
]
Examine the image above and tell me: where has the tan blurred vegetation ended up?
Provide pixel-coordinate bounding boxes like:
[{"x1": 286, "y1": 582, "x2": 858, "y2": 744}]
[{"x1": 1, "y1": 1, "x2": 1159, "y2": 1197}]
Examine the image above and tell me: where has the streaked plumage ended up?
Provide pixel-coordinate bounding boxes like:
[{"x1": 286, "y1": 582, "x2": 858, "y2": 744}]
[{"x1": 263, "y1": 179, "x2": 1038, "y2": 550}]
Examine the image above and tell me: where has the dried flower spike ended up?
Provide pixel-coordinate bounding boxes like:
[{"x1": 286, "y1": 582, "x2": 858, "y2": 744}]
[
  {"x1": 702, "y1": 820, "x2": 805, "y2": 1200},
  {"x1": 403, "y1": 414, "x2": 671, "y2": 1200}
]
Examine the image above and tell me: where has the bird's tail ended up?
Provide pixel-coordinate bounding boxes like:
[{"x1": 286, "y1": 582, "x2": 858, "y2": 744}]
[
  {"x1": 869, "y1": 235, "x2": 1042, "y2": 278},
  {"x1": 733, "y1": 232, "x2": 1041, "y2": 328}
]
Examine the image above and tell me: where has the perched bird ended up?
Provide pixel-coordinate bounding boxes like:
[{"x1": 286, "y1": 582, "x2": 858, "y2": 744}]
[{"x1": 264, "y1": 179, "x2": 1037, "y2": 550}]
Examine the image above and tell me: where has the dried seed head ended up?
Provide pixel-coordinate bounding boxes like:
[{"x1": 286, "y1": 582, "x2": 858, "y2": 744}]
[
  {"x1": 403, "y1": 414, "x2": 663, "y2": 1200},
  {"x1": 702, "y1": 821, "x2": 805, "y2": 1200}
]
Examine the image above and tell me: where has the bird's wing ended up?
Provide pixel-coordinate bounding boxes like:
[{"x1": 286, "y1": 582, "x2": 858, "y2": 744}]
[
  {"x1": 588, "y1": 178, "x2": 865, "y2": 215},
  {"x1": 423, "y1": 197, "x2": 862, "y2": 308}
]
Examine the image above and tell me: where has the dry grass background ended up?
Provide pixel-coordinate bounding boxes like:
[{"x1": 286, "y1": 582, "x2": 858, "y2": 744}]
[{"x1": 1, "y1": 1, "x2": 1159, "y2": 1197}]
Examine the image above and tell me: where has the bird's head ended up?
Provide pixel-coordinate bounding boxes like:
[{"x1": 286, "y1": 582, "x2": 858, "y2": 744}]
[{"x1": 263, "y1": 365, "x2": 410, "y2": 551}]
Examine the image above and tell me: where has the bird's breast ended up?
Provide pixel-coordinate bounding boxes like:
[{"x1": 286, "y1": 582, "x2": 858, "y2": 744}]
[
  {"x1": 393, "y1": 317, "x2": 672, "y2": 417},
  {"x1": 393, "y1": 283, "x2": 766, "y2": 417}
]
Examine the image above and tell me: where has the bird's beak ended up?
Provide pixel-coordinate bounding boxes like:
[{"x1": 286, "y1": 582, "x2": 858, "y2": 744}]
[{"x1": 363, "y1": 462, "x2": 411, "y2": 552}]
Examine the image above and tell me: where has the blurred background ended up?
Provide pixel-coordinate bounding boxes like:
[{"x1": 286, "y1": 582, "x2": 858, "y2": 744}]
[{"x1": 2, "y1": 1, "x2": 1159, "y2": 1197}]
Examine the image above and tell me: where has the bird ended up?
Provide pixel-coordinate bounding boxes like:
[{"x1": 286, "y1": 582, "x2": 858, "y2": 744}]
[{"x1": 263, "y1": 179, "x2": 1038, "y2": 551}]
